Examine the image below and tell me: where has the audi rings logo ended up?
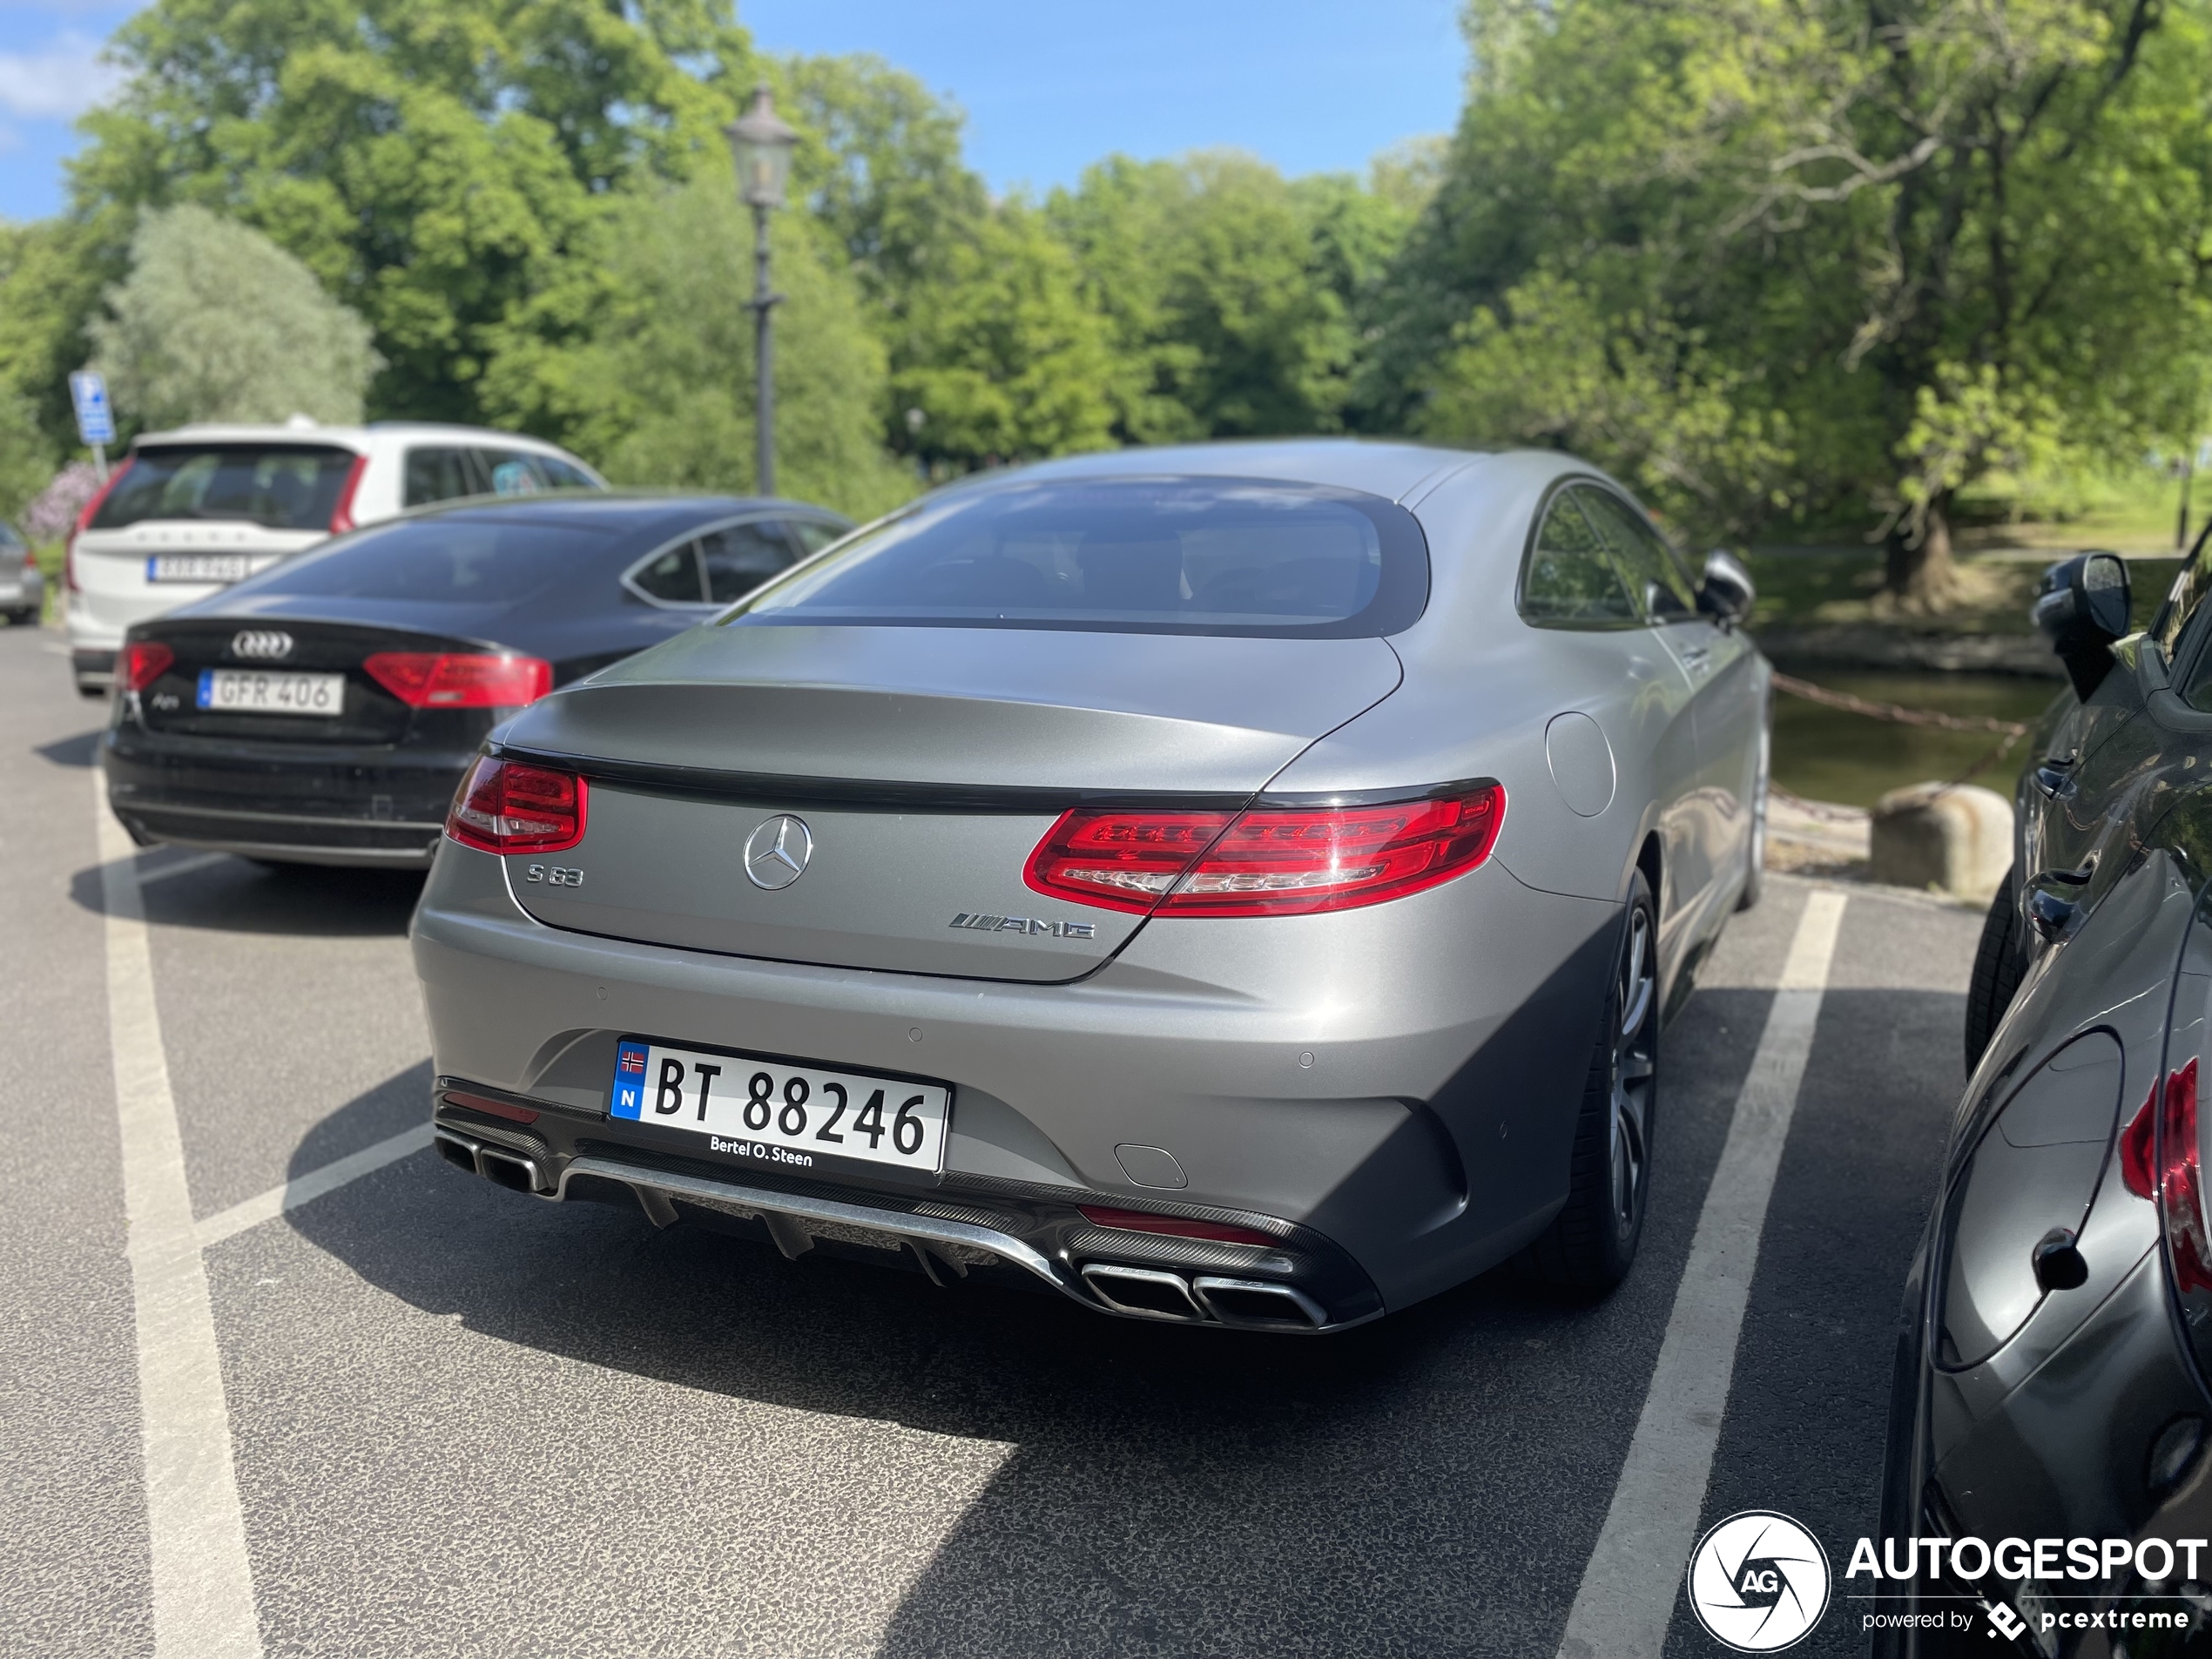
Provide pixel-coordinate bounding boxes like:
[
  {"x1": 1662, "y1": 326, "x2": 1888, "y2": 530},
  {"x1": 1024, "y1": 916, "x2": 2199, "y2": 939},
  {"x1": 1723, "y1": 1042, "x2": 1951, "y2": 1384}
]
[
  {"x1": 1687, "y1": 1511, "x2": 1831, "y2": 1652},
  {"x1": 743, "y1": 814, "x2": 813, "y2": 891},
  {"x1": 229, "y1": 629, "x2": 293, "y2": 660}
]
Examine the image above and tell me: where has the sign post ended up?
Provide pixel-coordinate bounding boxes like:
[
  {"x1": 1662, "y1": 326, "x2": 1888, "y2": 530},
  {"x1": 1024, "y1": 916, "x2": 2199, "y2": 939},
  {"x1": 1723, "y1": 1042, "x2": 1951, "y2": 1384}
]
[{"x1": 68, "y1": 371, "x2": 115, "y2": 482}]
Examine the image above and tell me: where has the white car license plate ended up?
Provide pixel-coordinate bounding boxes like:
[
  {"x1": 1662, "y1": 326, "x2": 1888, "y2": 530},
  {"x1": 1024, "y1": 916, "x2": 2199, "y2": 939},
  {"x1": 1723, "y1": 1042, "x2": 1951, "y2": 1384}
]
[
  {"x1": 148, "y1": 554, "x2": 253, "y2": 583},
  {"x1": 195, "y1": 668, "x2": 345, "y2": 716},
  {"x1": 609, "y1": 1038, "x2": 950, "y2": 1176}
]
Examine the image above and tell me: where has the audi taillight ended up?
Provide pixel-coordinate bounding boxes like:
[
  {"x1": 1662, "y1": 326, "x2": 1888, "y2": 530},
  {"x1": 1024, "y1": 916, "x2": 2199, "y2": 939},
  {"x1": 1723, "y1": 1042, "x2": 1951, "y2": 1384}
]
[
  {"x1": 2121, "y1": 1055, "x2": 2212, "y2": 1294},
  {"x1": 1023, "y1": 784, "x2": 1505, "y2": 918},
  {"x1": 327, "y1": 454, "x2": 369, "y2": 533},
  {"x1": 120, "y1": 640, "x2": 174, "y2": 691},
  {"x1": 445, "y1": 755, "x2": 586, "y2": 853},
  {"x1": 364, "y1": 651, "x2": 551, "y2": 709}
]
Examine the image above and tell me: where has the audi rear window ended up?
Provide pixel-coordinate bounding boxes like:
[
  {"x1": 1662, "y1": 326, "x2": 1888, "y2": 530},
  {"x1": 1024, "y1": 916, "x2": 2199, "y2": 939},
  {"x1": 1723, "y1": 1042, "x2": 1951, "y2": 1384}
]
[
  {"x1": 728, "y1": 476, "x2": 1428, "y2": 637},
  {"x1": 93, "y1": 445, "x2": 358, "y2": 531},
  {"x1": 223, "y1": 516, "x2": 615, "y2": 604}
]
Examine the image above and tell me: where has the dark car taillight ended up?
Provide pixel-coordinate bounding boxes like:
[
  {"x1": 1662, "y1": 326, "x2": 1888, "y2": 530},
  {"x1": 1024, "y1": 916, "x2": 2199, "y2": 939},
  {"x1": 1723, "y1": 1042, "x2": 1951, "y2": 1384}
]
[
  {"x1": 446, "y1": 754, "x2": 586, "y2": 854},
  {"x1": 1023, "y1": 784, "x2": 1506, "y2": 918},
  {"x1": 327, "y1": 454, "x2": 369, "y2": 533},
  {"x1": 365, "y1": 651, "x2": 551, "y2": 709},
  {"x1": 2122, "y1": 1055, "x2": 2212, "y2": 1294},
  {"x1": 120, "y1": 640, "x2": 174, "y2": 691}
]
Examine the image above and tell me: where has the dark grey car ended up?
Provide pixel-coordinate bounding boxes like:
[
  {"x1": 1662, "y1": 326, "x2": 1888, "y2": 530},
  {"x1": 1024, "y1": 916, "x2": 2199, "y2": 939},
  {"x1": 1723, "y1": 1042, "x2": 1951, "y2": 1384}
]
[{"x1": 408, "y1": 441, "x2": 1770, "y2": 1331}]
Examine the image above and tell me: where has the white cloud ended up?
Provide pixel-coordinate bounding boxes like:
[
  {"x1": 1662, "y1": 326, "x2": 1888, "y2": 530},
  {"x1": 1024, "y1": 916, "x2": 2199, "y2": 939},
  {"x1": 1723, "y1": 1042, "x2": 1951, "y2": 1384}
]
[{"x1": 0, "y1": 31, "x2": 125, "y2": 120}]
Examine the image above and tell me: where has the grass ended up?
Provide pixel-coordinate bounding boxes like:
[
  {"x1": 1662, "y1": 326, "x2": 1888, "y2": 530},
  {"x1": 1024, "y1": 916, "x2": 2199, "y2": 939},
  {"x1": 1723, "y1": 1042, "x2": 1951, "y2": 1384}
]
[{"x1": 1743, "y1": 547, "x2": 2180, "y2": 637}]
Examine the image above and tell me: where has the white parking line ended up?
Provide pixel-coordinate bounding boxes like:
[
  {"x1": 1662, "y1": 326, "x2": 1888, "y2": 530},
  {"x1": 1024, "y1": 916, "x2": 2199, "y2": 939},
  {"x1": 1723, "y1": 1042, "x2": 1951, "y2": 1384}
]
[
  {"x1": 1554, "y1": 887, "x2": 1848, "y2": 1659},
  {"x1": 196, "y1": 1124, "x2": 432, "y2": 1251},
  {"x1": 136, "y1": 851, "x2": 233, "y2": 887},
  {"x1": 97, "y1": 779, "x2": 264, "y2": 1659}
]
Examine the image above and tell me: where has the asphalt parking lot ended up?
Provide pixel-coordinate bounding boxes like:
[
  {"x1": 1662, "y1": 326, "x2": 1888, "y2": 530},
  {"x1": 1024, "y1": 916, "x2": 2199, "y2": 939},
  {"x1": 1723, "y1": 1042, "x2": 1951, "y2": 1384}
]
[{"x1": 0, "y1": 618, "x2": 1982, "y2": 1659}]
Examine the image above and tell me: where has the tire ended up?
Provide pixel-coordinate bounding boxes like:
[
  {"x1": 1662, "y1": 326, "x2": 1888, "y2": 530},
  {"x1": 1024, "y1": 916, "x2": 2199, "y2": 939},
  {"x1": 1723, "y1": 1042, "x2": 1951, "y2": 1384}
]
[
  {"x1": 1964, "y1": 866, "x2": 2027, "y2": 1070},
  {"x1": 1737, "y1": 710, "x2": 1770, "y2": 911},
  {"x1": 1521, "y1": 868, "x2": 1658, "y2": 1293}
]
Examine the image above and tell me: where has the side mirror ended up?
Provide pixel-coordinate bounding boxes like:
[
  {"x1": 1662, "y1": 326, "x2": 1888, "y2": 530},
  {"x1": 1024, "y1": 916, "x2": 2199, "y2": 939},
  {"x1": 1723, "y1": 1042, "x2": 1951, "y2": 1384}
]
[
  {"x1": 1696, "y1": 550, "x2": 1756, "y2": 628},
  {"x1": 2033, "y1": 551, "x2": 2130, "y2": 700}
]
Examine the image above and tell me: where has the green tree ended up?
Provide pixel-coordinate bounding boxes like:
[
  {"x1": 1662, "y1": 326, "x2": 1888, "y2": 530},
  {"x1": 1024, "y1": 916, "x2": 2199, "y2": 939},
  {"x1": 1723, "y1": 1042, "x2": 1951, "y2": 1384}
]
[
  {"x1": 0, "y1": 218, "x2": 112, "y2": 455},
  {"x1": 90, "y1": 205, "x2": 382, "y2": 427},
  {"x1": 1397, "y1": 0, "x2": 2212, "y2": 605},
  {"x1": 71, "y1": 0, "x2": 758, "y2": 424},
  {"x1": 888, "y1": 202, "x2": 1121, "y2": 470},
  {"x1": 1049, "y1": 152, "x2": 1421, "y2": 444},
  {"x1": 482, "y1": 173, "x2": 912, "y2": 519},
  {"x1": 0, "y1": 388, "x2": 59, "y2": 530}
]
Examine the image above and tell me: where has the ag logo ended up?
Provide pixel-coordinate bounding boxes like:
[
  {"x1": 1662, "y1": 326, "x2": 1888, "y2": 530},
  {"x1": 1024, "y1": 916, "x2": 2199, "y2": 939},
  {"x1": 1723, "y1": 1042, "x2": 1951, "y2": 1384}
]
[{"x1": 1686, "y1": 1510, "x2": 1831, "y2": 1652}]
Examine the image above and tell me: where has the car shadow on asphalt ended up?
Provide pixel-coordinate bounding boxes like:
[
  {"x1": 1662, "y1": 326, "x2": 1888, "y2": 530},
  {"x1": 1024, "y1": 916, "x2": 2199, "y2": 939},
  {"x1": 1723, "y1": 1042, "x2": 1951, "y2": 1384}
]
[
  {"x1": 68, "y1": 855, "x2": 422, "y2": 937},
  {"x1": 251, "y1": 980, "x2": 1858, "y2": 1657},
  {"x1": 35, "y1": 728, "x2": 99, "y2": 768},
  {"x1": 266, "y1": 979, "x2": 1953, "y2": 1659}
]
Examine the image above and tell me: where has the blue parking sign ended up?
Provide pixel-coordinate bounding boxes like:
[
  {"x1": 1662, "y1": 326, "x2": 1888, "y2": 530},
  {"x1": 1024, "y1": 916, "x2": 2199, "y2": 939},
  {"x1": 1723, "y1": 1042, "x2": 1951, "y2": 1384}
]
[{"x1": 69, "y1": 371, "x2": 115, "y2": 445}]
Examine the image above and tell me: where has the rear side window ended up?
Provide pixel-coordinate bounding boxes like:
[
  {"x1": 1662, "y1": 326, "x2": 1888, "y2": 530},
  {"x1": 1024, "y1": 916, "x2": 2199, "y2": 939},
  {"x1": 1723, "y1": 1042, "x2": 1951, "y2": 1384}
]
[
  {"x1": 1521, "y1": 490, "x2": 1638, "y2": 626},
  {"x1": 790, "y1": 519, "x2": 844, "y2": 555},
  {"x1": 701, "y1": 520, "x2": 800, "y2": 603},
  {"x1": 404, "y1": 447, "x2": 478, "y2": 509},
  {"x1": 224, "y1": 517, "x2": 615, "y2": 604},
  {"x1": 629, "y1": 543, "x2": 705, "y2": 604},
  {"x1": 1579, "y1": 487, "x2": 1696, "y2": 617},
  {"x1": 731, "y1": 476, "x2": 1427, "y2": 637},
  {"x1": 475, "y1": 448, "x2": 599, "y2": 496},
  {"x1": 93, "y1": 446, "x2": 357, "y2": 531}
]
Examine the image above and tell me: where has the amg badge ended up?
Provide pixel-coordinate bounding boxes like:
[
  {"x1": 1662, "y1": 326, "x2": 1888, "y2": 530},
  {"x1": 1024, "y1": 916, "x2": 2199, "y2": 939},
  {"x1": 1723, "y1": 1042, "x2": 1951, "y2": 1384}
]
[{"x1": 951, "y1": 913, "x2": 1096, "y2": 939}]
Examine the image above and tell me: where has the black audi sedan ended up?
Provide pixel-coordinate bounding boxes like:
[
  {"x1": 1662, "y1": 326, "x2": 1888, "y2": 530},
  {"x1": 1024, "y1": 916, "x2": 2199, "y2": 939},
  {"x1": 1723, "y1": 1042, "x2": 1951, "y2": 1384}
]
[
  {"x1": 1877, "y1": 549, "x2": 2212, "y2": 1654},
  {"x1": 103, "y1": 494, "x2": 850, "y2": 866}
]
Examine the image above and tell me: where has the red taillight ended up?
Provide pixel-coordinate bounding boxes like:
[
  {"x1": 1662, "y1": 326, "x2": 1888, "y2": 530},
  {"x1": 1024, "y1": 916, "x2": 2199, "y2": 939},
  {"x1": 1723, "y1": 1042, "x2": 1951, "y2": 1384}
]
[
  {"x1": 1024, "y1": 785, "x2": 1506, "y2": 918},
  {"x1": 1076, "y1": 1206, "x2": 1278, "y2": 1247},
  {"x1": 327, "y1": 454, "x2": 369, "y2": 534},
  {"x1": 120, "y1": 640, "x2": 174, "y2": 691},
  {"x1": 446, "y1": 755, "x2": 586, "y2": 854},
  {"x1": 439, "y1": 1089, "x2": 538, "y2": 1124},
  {"x1": 364, "y1": 651, "x2": 551, "y2": 709},
  {"x1": 2123, "y1": 1056, "x2": 2212, "y2": 1295},
  {"x1": 67, "y1": 458, "x2": 133, "y2": 594}
]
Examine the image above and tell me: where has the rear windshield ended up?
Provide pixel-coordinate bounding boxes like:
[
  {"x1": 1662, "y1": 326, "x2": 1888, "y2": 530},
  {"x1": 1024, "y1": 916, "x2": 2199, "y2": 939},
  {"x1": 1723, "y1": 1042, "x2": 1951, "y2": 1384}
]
[
  {"x1": 93, "y1": 445, "x2": 358, "y2": 531},
  {"x1": 728, "y1": 476, "x2": 1428, "y2": 637},
  {"x1": 224, "y1": 516, "x2": 616, "y2": 605}
]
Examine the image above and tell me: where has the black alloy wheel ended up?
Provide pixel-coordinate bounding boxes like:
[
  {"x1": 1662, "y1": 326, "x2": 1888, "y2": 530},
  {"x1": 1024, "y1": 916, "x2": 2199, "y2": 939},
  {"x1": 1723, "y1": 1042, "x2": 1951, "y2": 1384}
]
[{"x1": 1522, "y1": 868, "x2": 1658, "y2": 1291}]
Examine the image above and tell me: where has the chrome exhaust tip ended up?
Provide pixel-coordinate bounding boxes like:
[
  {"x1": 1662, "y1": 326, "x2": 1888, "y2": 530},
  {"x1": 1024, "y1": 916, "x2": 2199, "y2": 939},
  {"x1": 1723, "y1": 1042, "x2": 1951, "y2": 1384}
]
[
  {"x1": 1192, "y1": 1275, "x2": 1327, "y2": 1331},
  {"x1": 475, "y1": 1143, "x2": 548, "y2": 1195},
  {"x1": 433, "y1": 1127, "x2": 482, "y2": 1173},
  {"x1": 1080, "y1": 1263, "x2": 1204, "y2": 1322}
]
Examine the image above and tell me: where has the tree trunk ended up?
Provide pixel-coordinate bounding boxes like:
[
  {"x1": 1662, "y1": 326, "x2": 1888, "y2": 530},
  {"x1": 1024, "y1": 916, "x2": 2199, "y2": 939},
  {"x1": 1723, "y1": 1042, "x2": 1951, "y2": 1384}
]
[{"x1": 1884, "y1": 492, "x2": 1961, "y2": 611}]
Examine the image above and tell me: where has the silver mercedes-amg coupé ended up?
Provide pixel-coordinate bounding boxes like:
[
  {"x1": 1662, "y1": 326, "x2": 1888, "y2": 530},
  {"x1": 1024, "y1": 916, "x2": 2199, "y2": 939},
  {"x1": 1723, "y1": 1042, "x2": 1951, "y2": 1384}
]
[{"x1": 410, "y1": 441, "x2": 1770, "y2": 1332}]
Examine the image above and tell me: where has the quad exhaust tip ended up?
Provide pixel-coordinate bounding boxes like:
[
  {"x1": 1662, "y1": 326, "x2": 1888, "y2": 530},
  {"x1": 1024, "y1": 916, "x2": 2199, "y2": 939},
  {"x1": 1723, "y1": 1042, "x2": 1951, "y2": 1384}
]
[
  {"x1": 434, "y1": 1127, "x2": 550, "y2": 1195},
  {"x1": 1082, "y1": 1263, "x2": 1325, "y2": 1331}
]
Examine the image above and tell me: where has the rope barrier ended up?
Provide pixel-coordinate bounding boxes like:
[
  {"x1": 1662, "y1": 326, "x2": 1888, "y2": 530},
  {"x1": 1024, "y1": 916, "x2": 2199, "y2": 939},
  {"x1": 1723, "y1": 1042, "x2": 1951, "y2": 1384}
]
[{"x1": 1768, "y1": 669, "x2": 2033, "y2": 794}]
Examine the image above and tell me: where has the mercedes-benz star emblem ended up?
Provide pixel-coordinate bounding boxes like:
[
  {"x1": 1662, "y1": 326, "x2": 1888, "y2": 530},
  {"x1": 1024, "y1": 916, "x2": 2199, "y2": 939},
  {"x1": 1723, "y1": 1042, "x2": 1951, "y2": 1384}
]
[
  {"x1": 743, "y1": 814, "x2": 813, "y2": 891},
  {"x1": 229, "y1": 629, "x2": 293, "y2": 660}
]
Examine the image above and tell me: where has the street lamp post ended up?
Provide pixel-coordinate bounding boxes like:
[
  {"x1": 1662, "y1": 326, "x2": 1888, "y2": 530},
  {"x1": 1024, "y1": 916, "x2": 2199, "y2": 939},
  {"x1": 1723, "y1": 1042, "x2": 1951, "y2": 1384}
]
[{"x1": 725, "y1": 84, "x2": 799, "y2": 497}]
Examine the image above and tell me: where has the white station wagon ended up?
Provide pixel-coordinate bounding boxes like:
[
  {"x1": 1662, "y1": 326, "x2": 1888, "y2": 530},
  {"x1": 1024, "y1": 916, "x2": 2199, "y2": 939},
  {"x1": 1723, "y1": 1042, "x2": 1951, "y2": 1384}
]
[{"x1": 64, "y1": 419, "x2": 604, "y2": 693}]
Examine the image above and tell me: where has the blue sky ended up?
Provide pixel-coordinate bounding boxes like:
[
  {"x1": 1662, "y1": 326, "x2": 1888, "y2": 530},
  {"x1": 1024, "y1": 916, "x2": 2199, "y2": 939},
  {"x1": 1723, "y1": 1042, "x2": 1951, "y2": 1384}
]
[{"x1": 0, "y1": 0, "x2": 1466, "y2": 222}]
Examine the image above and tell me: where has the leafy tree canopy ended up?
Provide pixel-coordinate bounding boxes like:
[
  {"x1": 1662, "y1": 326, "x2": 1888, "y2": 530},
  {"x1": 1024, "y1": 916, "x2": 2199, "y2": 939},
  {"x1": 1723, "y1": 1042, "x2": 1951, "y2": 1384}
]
[{"x1": 91, "y1": 205, "x2": 383, "y2": 427}]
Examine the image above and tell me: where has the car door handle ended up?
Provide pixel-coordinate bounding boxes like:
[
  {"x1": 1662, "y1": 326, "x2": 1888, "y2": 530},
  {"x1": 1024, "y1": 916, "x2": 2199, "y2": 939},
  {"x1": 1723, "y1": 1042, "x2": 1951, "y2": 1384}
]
[
  {"x1": 1680, "y1": 645, "x2": 1711, "y2": 668},
  {"x1": 2033, "y1": 752, "x2": 2080, "y2": 799}
]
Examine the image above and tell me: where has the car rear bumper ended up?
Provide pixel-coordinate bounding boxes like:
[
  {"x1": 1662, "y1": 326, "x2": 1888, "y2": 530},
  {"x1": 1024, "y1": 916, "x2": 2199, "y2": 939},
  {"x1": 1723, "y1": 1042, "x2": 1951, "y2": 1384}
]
[
  {"x1": 411, "y1": 837, "x2": 1622, "y2": 1317},
  {"x1": 104, "y1": 726, "x2": 469, "y2": 865}
]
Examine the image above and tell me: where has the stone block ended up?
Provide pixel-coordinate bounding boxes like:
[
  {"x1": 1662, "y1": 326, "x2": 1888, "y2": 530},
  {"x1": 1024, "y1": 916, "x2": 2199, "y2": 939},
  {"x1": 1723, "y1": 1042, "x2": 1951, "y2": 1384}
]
[{"x1": 1869, "y1": 782, "x2": 2013, "y2": 903}]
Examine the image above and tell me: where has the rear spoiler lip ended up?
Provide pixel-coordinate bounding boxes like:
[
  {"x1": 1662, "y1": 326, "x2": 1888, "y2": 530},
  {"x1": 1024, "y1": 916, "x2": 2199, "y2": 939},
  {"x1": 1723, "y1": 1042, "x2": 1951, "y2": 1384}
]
[{"x1": 487, "y1": 739, "x2": 1491, "y2": 818}]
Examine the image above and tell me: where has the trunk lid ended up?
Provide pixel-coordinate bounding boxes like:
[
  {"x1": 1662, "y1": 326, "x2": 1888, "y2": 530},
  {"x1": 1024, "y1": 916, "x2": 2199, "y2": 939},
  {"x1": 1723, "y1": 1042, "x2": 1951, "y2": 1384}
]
[{"x1": 495, "y1": 624, "x2": 1403, "y2": 981}]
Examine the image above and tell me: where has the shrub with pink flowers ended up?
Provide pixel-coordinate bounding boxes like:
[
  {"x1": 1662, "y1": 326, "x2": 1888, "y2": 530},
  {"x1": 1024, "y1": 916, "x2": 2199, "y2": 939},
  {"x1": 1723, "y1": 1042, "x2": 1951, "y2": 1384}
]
[{"x1": 24, "y1": 462, "x2": 102, "y2": 543}]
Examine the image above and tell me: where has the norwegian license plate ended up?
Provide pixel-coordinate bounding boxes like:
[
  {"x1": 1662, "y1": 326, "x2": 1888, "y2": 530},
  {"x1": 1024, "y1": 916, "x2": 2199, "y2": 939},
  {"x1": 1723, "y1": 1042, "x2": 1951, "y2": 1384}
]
[
  {"x1": 195, "y1": 668, "x2": 345, "y2": 716},
  {"x1": 609, "y1": 1038, "x2": 950, "y2": 1176},
  {"x1": 148, "y1": 554, "x2": 253, "y2": 583}
]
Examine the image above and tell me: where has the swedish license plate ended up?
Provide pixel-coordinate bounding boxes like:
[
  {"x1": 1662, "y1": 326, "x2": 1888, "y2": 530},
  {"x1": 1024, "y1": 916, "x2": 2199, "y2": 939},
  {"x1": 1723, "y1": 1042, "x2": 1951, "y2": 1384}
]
[
  {"x1": 609, "y1": 1038, "x2": 950, "y2": 1176},
  {"x1": 196, "y1": 668, "x2": 345, "y2": 716},
  {"x1": 148, "y1": 554, "x2": 253, "y2": 583}
]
